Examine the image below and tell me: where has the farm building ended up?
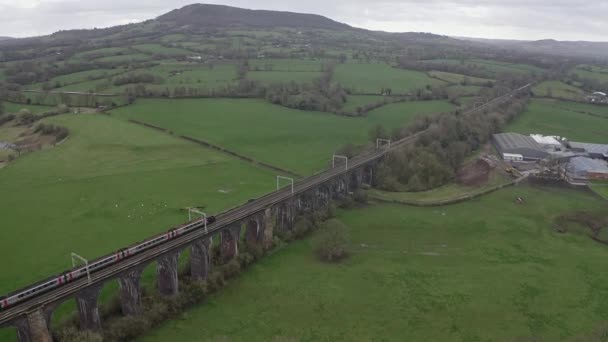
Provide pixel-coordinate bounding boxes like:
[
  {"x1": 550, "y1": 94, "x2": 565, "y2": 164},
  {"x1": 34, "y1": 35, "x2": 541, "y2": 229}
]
[
  {"x1": 568, "y1": 142, "x2": 608, "y2": 160},
  {"x1": 530, "y1": 134, "x2": 564, "y2": 150},
  {"x1": 566, "y1": 157, "x2": 608, "y2": 181},
  {"x1": 493, "y1": 133, "x2": 549, "y2": 161},
  {"x1": 586, "y1": 92, "x2": 608, "y2": 103}
]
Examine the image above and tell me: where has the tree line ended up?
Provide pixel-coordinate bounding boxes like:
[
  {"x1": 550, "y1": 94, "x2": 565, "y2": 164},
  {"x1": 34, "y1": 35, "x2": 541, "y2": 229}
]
[{"x1": 373, "y1": 92, "x2": 530, "y2": 192}]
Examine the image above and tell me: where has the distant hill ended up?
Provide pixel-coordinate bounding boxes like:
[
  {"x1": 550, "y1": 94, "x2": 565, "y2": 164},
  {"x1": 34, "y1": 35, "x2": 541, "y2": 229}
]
[
  {"x1": 0, "y1": 37, "x2": 13, "y2": 41},
  {"x1": 157, "y1": 4, "x2": 352, "y2": 31},
  {"x1": 458, "y1": 37, "x2": 608, "y2": 59}
]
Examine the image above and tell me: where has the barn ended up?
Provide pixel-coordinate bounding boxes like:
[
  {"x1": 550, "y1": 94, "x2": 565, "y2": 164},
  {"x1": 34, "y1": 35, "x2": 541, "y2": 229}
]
[
  {"x1": 566, "y1": 157, "x2": 608, "y2": 181},
  {"x1": 492, "y1": 133, "x2": 549, "y2": 161}
]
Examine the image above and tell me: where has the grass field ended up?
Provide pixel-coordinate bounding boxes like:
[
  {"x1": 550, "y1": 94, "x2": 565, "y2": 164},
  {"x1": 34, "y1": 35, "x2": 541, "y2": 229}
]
[
  {"x1": 334, "y1": 63, "x2": 445, "y2": 94},
  {"x1": 426, "y1": 59, "x2": 545, "y2": 76},
  {"x1": 428, "y1": 70, "x2": 493, "y2": 85},
  {"x1": 3, "y1": 102, "x2": 53, "y2": 114},
  {"x1": 247, "y1": 71, "x2": 323, "y2": 85},
  {"x1": 508, "y1": 99, "x2": 608, "y2": 143},
  {"x1": 342, "y1": 95, "x2": 386, "y2": 112},
  {"x1": 95, "y1": 53, "x2": 153, "y2": 63},
  {"x1": 571, "y1": 65, "x2": 608, "y2": 83},
  {"x1": 110, "y1": 99, "x2": 453, "y2": 175},
  {"x1": 590, "y1": 182, "x2": 608, "y2": 199},
  {"x1": 0, "y1": 114, "x2": 276, "y2": 294},
  {"x1": 369, "y1": 169, "x2": 511, "y2": 204},
  {"x1": 73, "y1": 47, "x2": 132, "y2": 59},
  {"x1": 140, "y1": 185, "x2": 608, "y2": 341},
  {"x1": 249, "y1": 59, "x2": 324, "y2": 72},
  {"x1": 532, "y1": 81, "x2": 585, "y2": 101},
  {"x1": 132, "y1": 44, "x2": 192, "y2": 56}
]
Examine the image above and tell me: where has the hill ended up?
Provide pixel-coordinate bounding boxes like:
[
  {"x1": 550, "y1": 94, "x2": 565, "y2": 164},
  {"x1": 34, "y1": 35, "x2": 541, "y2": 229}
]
[
  {"x1": 157, "y1": 4, "x2": 352, "y2": 31},
  {"x1": 459, "y1": 36, "x2": 608, "y2": 59}
]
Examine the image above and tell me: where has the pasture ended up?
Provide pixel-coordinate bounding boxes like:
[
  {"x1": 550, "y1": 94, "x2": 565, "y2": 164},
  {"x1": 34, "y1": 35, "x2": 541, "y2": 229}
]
[
  {"x1": 0, "y1": 113, "x2": 276, "y2": 296},
  {"x1": 95, "y1": 53, "x2": 153, "y2": 63},
  {"x1": 342, "y1": 95, "x2": 385, "y2": 112},
  {"x1": 532, "y1": 81, "x2": 585, "y2": 101},
  {"x1": 132, "y1": 44, "x2": 192, "y2": 56},
  {"x1": 110, "y1": 99, "x2": 453, "y2": 175},
  {"x1": 428, "y1": 70, "x2": 493, "y2": 85},
  {"x1": 3, "y1": 101, "x2": 53, "y2": 114},
  {"x1": 426, "y1": 59, "x2": 545, "y2": 76},
  {"x1": 247, "y1": 71, "x2": 322, "y2": 85},
  {"x1": 571, "y1": 65, "x2": 608, "y2": 83},
  {"x1": 140, "y1": 185, "x2": 608, "y2": 342},
  {"x1": 249, "y1": 58, "x2": 324, "y2": 72},
  {"x1": 333, "y1": 63, "x2": 445, "y2": 94},
  {"x1": 508, "y1": 99, "x2": 608, "y2": 143}
]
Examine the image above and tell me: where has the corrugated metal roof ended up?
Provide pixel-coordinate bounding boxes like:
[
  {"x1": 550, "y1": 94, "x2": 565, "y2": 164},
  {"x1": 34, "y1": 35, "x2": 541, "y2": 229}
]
[
  {"x1": 570, "y1": 142, "x2": 608, "y2": 155},
  {"x1": 493, "y1": 133, "x2": 544, "y2": 151},
  {"x1": 568, "y1": 157, "x2": 608, "y2": 173}
]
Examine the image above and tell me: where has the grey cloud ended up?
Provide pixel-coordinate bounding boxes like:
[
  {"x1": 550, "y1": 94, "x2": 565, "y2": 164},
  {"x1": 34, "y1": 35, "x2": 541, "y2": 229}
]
[{"x1": 0, "y1": 0, "x2": 605, "y2": 41}]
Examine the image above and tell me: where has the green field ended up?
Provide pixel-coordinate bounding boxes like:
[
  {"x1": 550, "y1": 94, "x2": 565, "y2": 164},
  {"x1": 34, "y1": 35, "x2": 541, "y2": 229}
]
[
  {"x1": 140, "y1": 185, "x2": 608, "y2": 341},
  {"x1": 532, "y1": 81, "x2": 585, "y2": 101},
  {"x1": 110, "y1": 99, "x2": 453, "y2": 175},
  {"x1": 426, "y1": 59, "x2": 545, "y2": 76},
  {"x1": 3, "y1": 101, "x2": 53, "y2": 114},
  {"x1": 247, "y1": 71, "x2": 323, "y2": 85},
  {"x1": 370, "y1": 169, "x2": 511, "y2": 203},
  {"x1": 508, "y1": 99, "x2": 608, "y2": 143},
  {"x1": 0, "y1": 114, "x2": 276, "y2": 295},
  {"x1": 249, "y1": 59, "x2": 324, "y2": 72},
  {"x1": 571, "y1": 65, "x2": 608, "y2": 83},
  {"x1": 133, "y1": 44, "x2": 192, "y2": 56},
  {"x1": 591, "y1": 182, "x2": 608, "y2": 199},
  {"x1": 429, "y1": 70, "x2": 493, "y2": 85},
  {"x1": 95, "y1": 53, "x2": 153, "y2": 63},
  {"x1": 342, "y1": 95, "x2": 386, "y2": 112},
  {"x1": 74, "y1": 47, "x2": 132, "y2": 59},
  {"x1": 334, "y1": 63, "x2": 445, "y2": 94}
]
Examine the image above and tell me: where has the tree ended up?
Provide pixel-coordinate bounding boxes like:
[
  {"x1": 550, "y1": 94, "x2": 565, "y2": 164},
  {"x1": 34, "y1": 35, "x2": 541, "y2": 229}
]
[
  {"x1": 369, "y1": 124, "x2": 389, "y2": 142},
  {"x1": 0, "y1": 100, "x2": 4, "y2": 116},
  {"x1": 313, "y1": 219, "x2": 351, "y2": 262}
]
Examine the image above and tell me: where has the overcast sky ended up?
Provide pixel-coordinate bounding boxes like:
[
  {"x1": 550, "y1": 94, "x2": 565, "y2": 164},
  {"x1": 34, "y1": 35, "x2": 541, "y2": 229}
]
[{"x1": 0, "y1": 0, "x2": 606, "y2": 41}]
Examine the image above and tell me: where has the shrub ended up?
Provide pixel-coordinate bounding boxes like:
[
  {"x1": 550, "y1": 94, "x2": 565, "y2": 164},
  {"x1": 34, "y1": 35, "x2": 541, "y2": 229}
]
[
  {"x1": 353, "y1": 189, "x2": 368, "y2": 204},
  {"x1": 237, "y1": 251, "x2": 255, "y2": 268},
  {"x1": 103, "y1": 315, "x2": 150, "y2": 341},
  {"x1": 55, "y1": 327, "x2": 103, "y2": 342},
  {"x1": 293, "y1": 216, "x2": 313, "y2": 238},
  {"x1": 222, "y1": 259, "x2": 241, "y2": 279},
  {"x1": 207, "y1": 271, "x2": 225, "y2": 291},
  {"x1": 313, "y1": 219, "x2": 351, "y2": 262}
]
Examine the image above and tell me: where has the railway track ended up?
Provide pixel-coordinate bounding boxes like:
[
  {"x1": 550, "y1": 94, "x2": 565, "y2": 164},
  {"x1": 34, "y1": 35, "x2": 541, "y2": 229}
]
[{"x1": 0, "y1": 84, "x2": 531, "y2": 325}]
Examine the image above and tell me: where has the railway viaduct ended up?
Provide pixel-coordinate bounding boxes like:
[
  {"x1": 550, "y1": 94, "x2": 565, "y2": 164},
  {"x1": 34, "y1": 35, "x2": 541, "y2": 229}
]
[
  {"x1": 1, "y1": 144, "x2": 382, "y2": 342},
  {"x1": 0, "y1": 84, "x2": 531, "y2": 341}
]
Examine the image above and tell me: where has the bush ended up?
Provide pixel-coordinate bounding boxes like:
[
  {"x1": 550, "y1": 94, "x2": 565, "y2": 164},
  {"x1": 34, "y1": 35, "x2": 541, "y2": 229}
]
[
  {"x1": 103, "y1": 314, "x2": 151, "y2": 341},
  {"x1": 237, "y1": 251, "x2": 255, "y2": 268},
  {"x1": 222, "y1": 259, "x2": 241, "y2": 279},
  {"x1": 353, "y1": 189, "x2": 368, "y2": 204},
  {"x1": 293, "y1": 216, "x2": 313, "y2": 238},
  {"x1": 55, "y1": 327, "x2": 103, "y2": 342},
  {"x1": 313, "y1": 219, "x2": 351, "y2": 262},
  {"x1": 207, "y1": 271, "x2": 225, "y2": 291}
]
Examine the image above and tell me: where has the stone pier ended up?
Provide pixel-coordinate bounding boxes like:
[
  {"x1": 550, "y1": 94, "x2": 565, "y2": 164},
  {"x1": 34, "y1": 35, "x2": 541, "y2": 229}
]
[
  {"x1": 118, "y1": 266, "x2": 145, "y2": 315},
  {"x1": 76, "y1": 285, "x2": 103, "y2": 331},
  {"x1": 190, "y1": 238, "x2": 212, "y2": 281},
  {"x1": 15, "y1": 309, "x2": 52, "y2": 342},
  {"x1": 157, "y1": 252, "x2": 179, "y2": 296}
]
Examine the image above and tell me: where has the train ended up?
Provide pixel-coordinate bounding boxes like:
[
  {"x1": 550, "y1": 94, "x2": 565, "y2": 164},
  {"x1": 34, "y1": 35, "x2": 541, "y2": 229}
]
[{"x1": 0, "y1": 215, "x2": 216, "y2": 312}]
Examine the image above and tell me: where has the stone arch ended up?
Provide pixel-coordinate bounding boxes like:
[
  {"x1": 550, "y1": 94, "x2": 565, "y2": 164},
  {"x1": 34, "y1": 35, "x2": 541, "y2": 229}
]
[
  {"x1": 221, "y1": 224, "x2": 240, "y2": 262},
  {"x1": 316, "y1": 184, "x2": 331, "y2": 208},
  {"x1": 363, "y1": 165, "x2": 374, "y2": 186},
  {"x1": 274, "y1": 201, "x2": 295, "y2": 232},
  {"x1": 244, "y1": 217, "x2": 262, "y2": 247}
]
